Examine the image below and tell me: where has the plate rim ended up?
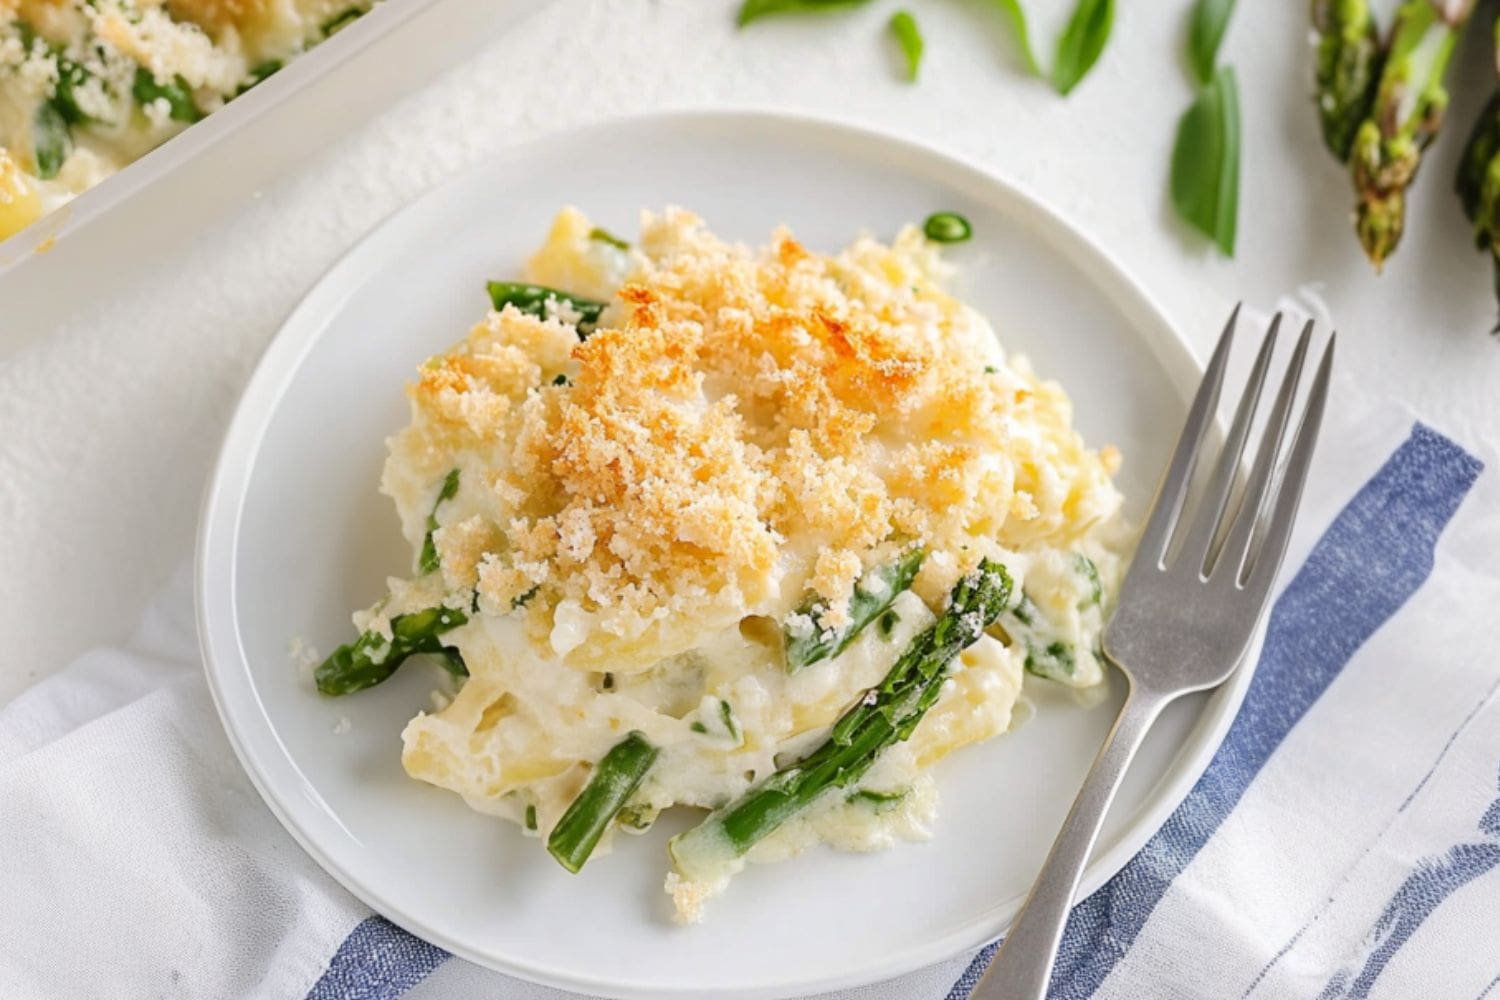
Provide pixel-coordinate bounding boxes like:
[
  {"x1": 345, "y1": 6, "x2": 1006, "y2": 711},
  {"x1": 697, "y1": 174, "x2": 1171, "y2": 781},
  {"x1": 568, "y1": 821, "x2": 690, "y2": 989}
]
[{"x1": 195, "y1": 107, "x2": 1252, "y2": 999}]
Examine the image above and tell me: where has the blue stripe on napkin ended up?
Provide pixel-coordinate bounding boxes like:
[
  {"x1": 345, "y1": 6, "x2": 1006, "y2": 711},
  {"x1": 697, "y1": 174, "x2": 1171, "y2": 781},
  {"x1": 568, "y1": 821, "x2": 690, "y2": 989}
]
[
  {"x1": 956, "y1": 422, "x2": 1482, "y2": 1000},
  {"x1": 305, "y1": 916, "x2": 447, "y2": 999},
  {"x1": 1315, "y1": 759, "x2": 1500, "y2": 1000}
]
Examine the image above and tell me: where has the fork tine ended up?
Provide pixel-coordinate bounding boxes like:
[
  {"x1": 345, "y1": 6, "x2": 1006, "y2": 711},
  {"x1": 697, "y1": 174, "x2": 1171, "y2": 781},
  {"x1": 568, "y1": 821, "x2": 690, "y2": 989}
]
[
  {"x1": 1217, "y1": 319, "x2": 1312, "y2": 583},
  {"x1": 1179, "y1": 313, "x2": 1281, "y2": 575},
  {"x1": 1243, "y1": 333, "x2": 1335, "y2": 593},
  {"x1": 1135, "y1": 304, "x2": 1240, "y2": 569}
]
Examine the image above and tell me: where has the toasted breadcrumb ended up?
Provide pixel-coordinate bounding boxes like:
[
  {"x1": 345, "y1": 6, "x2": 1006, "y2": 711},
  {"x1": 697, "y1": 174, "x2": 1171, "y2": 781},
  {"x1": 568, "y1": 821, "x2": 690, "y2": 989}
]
[{"x1": 386, "y1": 208, "x2": 1123, "y2": 669}]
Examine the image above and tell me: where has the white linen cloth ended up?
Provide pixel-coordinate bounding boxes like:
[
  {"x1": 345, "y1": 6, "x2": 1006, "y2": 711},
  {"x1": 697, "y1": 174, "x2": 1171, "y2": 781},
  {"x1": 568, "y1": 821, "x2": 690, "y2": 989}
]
[{"x1": 3, "y1": 360, "x2": 1497, "y2": 1000}]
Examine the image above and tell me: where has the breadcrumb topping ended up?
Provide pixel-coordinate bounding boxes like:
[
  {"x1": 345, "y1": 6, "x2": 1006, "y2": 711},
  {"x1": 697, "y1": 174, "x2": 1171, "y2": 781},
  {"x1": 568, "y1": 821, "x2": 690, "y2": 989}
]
[{"x1": 385, "y1": 208, "x2": 1123, "y2": 669}]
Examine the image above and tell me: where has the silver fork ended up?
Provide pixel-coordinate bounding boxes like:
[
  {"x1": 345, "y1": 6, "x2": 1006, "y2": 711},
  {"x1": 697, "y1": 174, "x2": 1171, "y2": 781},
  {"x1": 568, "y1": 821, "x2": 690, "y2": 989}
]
[{"x1": 971, "y1": 307, "x2": 1335, "y2": 1000}]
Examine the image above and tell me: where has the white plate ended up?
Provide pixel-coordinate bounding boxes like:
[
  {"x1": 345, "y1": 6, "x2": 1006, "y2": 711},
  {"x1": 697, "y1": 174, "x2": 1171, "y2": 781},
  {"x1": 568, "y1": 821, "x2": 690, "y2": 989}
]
[{"x1": 196, "y1": 110, "x2": 1248, "y2": 1000}]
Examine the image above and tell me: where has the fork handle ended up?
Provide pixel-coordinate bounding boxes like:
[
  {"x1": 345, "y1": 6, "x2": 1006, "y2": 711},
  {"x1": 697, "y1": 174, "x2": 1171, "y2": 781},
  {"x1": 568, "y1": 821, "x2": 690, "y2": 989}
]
[{"x1": 970, "y1": 683, "x2": 1172, "y2": 1000}]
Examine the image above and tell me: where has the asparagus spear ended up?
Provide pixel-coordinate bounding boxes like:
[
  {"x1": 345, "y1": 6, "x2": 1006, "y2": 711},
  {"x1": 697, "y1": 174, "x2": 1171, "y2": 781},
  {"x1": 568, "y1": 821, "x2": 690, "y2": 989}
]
[
  {"x1": 670, "y1": 560, "x2": 1011, "y2": 878},
  {"x1": 417, "y1": 468, "x2": 460, "y2": 575},
  {"x1": 547, "y1": 732, "x2": 660, "y2": 873},
  {"x1": 314, "y1": 605, "x2": 468, "y2": 695},
  {"x1": 1455, "y1": 84, "x2": 1500, "y2": 330},
  {"x1": 1350, "y1": 0, "x2": 1476, "y2": 269},
  {"x1": 486, "y1": 281, "x2": 606, "y2": 337},
  {"x1": 1311, "y1": 0, "x2": 1384, "y2": 161},
  {"x1": 784, "y1": 548, "x2": 925, "y2": 673}
]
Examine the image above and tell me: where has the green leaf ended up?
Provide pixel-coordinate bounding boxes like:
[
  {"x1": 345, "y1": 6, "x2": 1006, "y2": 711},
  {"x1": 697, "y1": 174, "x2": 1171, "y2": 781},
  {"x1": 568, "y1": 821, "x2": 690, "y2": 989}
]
[
  {"x1": 888, "y1": 9, "x2": 924, "y2": 82},
  {"x1": 132, "y1": 66, "x2": 203, "y2": 123},
  {"x1": 1188, "y1": 0, "x2": 1235, "y2": 85},
  {"x1": 983, "y1": 0, "x2": 1041, "y2": 76},
  {"x1": 32, "y1": 102, "x2": 70, "y2": 180},
  {"x1": 1170, "y1": 65, "x2": 1240, "y2": 256},
  {"x1": 1051, "y1": 0, "x2": 1114, "y2": 96},
  {"x1": 736, "y1": 0, "x2": 872, "y2": 28}
]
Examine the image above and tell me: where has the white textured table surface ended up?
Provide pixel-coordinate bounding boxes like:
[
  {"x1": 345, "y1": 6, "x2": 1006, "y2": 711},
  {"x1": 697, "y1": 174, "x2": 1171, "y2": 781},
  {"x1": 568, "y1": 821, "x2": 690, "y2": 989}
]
[{"x1": 1, "y1": 2, "x2": 1497, "y2": 707}]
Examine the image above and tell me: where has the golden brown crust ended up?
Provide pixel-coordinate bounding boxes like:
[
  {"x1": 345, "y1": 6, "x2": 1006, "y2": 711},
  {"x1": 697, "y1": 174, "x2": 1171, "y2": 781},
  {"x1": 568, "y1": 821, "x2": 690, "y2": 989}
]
[{"x1": 391, "y1": 209, "x2": 1122, "y2": 662}]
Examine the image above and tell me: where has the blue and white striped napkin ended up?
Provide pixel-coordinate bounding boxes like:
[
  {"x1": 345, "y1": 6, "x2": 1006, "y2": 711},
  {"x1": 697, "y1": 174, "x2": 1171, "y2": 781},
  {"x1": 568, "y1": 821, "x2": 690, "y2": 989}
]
[{"x1": 2, "y1": 368, "x2": 1494, "y2": 1000}]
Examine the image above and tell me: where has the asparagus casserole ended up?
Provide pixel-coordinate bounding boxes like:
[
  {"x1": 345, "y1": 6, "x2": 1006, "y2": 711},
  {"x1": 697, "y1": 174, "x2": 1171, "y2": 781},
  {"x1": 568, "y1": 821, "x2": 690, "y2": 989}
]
[
  {"x1": 0, "y1": 0, "x2": 375, "y2": 242},
  {"x1": 313, "y1": 207, "x2": 1127, "y2": 922}
]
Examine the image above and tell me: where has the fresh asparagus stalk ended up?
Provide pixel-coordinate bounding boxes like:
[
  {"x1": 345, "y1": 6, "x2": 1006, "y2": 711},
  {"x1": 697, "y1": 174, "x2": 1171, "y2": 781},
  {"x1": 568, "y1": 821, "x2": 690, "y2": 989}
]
[
  {"x1": 1455, "y1": 83, "x2": 1500, "y2": 330},
  {"x1": 670, "y1": 560, "x2": 1011, "y2": 876},
  {"x1": 486, "y1": 281, "x2": 606, "y2": 336},
  {"x1": 783, "y1": 548, "x2": 925, "y2": 673},
  {"x1": 1350, "y1": 0, "x2": 1476, "y2": 269},
  {"x1": 547, "y1": 732, "x2": 660, "y2": 873},
  {"x1": 314, "y1": 605, "x2": 468, "y2": 695},
  {"x1": 1311, "y1": 0, "x2": 1384, "y2": 161}
]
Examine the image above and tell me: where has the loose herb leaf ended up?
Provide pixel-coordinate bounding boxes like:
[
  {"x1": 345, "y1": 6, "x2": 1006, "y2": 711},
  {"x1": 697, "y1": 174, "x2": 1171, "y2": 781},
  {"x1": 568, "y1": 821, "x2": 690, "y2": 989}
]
[
  {"x1": 988, "y1": 0, "x2": 1041, "y2": 76},
  {"x1": 588, "y1": 226, "x2": 630, "y2": 250},
  {"x1": 923, "y1": 211, "x2": 972, "y2": 243},
  {"x1": 486, "y1": 281, "x2": 606, "y2": 338},
  {"x1": 889, "y1": 9, "x2": 924, "y2": 82},
  {"x1": 1051, "y1": 0, "x2": 1114, "y2": 96},
  {"x1": 736, "y1": 0, "x2": 873, "y2": 28},
  {"x1": 1170, "y1": 65, "x2": 1240, "y2": 256},
  {"x1": 1188, "y1": 0, "x2": 1236, "y2": 86},
  {"x1": 32, "y1": 102, "x2": 70, "y2": 180},
  {"x1": 418, "y1": 469, "x2": 460, "y2": 575},
  {"x1": 132, "y1": 67, "x2": 203, "y2": 123}
]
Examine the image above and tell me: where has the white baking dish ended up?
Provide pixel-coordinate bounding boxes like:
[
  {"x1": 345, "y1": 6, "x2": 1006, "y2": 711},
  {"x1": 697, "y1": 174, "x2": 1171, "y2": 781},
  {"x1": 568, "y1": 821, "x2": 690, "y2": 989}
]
[{"x1": 0, "y1": 0, "x2": 541, "y2": 342}]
